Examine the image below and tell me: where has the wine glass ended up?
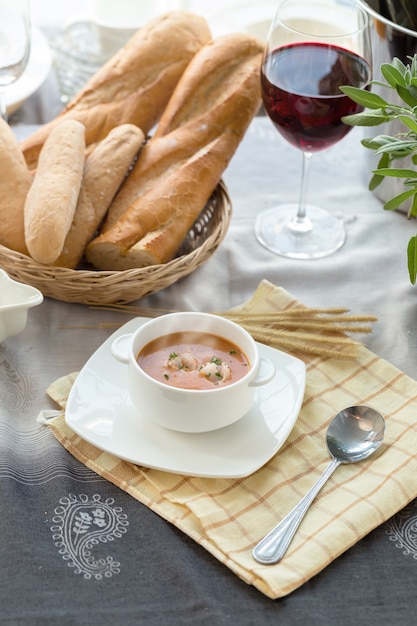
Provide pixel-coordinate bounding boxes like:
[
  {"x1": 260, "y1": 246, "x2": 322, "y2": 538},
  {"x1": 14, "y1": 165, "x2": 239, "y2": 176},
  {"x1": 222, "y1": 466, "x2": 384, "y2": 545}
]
[
  {"x1": 0, "y1": 0, "x2": 31, "y2": 122},
  {"x1": 256, "y1": 0, "x2": 372, "y2": 259}
]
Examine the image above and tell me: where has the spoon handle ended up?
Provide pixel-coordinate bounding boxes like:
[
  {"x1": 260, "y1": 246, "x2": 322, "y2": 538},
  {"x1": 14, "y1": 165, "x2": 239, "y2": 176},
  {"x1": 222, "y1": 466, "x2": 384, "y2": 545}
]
[{"x1": 253, "y1": 457, "x2": 341, "y2": 565}]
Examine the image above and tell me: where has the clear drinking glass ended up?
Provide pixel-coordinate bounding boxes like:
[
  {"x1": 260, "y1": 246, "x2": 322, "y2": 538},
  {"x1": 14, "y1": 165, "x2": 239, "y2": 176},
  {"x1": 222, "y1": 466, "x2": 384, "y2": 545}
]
[
  {"x1": 0, "y1": 0, "x2": 31, "y2": 121},
  {"x1": 256, "y1": 0, "x2": 372, "y2": 259}
]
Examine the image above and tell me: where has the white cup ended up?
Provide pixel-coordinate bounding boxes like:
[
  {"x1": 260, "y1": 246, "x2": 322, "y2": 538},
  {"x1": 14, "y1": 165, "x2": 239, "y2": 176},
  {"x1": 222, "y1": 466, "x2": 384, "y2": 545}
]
[{"x1": 111, "y1": 312, "x2": 276, "y2": 433}]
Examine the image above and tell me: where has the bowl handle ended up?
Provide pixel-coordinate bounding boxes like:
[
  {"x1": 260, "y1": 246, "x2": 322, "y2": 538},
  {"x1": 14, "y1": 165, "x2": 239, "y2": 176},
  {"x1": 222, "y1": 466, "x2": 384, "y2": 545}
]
[
  {"x1": 249, "y1": 356, "x2": 275, "y2": 387},
  {"x1": 110, "y1": 333, "x2": 133, "y2": 364}
]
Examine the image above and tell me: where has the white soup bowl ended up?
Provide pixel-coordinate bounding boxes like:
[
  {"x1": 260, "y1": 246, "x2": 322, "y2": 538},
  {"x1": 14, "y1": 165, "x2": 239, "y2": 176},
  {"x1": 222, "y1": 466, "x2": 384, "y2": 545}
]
[{"x1": 111, "y1": 312, "x2": 275, "y2": 433}]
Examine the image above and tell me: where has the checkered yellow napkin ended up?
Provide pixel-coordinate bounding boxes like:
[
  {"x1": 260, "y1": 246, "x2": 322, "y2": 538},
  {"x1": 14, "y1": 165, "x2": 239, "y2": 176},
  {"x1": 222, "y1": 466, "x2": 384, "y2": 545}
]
[{"x1": 44, "y1": 281, "x2": 417, "y2": 599}]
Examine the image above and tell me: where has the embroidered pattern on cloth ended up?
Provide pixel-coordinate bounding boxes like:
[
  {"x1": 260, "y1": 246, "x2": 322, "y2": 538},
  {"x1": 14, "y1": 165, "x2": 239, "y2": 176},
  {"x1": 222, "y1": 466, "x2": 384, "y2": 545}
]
[
  {"x1": 387, "y1": 503, "x2": 417, "y2": 560},
  {"x1": 0, "y1": 346, "x2": 39, "y2": 415},
  {"x1": 50, "y1": 493, "x2": 129, "y2": 579}
]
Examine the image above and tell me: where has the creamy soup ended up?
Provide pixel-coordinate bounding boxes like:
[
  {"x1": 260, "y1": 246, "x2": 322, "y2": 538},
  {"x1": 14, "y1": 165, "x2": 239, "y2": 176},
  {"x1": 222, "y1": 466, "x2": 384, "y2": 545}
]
[{"x1": 137, "y1": 331, "x2": 250, "y2": 390}]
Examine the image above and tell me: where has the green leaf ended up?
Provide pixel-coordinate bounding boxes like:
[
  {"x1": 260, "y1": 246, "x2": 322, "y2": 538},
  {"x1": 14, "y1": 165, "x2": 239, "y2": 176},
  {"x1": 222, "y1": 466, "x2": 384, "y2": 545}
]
[
  {"x1": 409, "y1": 193, "x2": 417, "y2": 218},
  {"x1": 396, "y1": 84, "x2": 417, "y2": 108},
  {"x1": 384, "y1": 188, "x2": 417, "y2": 211},
  {"x1": 381, "y1": 64, "x2": 405, "y2": 88},
  {"x1": 369, "y1": 79, "x2": 394, "y2": 90},
  {"x1": 339, "y1": 86, "x2": 389, "y2": 109},
  {"x1": 373, "y1": 167, "x2": 417, "y2": 178},
  {"x1": 342, "y1": 110, "x2": 391, "y2": 127},
  {"x1": 392, "y1": 57, "x2": 407, "y2": 74},
  {"x1": 369, "y1": 153, "x2": 390, "y2": 191},
  {"x1": 374, "y1": 139, "x2": 417, "y2": 155},
  {"x1": 410, "y1": 84, "x2": 417, "y2": 99},
  {"x1": 361, "y1": 135, "x2": 399, "y2": 150},
  {"x1": 396, "y1": 114, "x2": 417, "y2": 133},
  {"x1": 408, "y1": 235, "x2": 417, "y2": 284},
  {"x1": 370, "y1": 134, "x2": 406, "y2": 145},
  {"x1": 369, "y1": 173, "x2": 382, "y2": 190},
  {"x1": 361, "y1": 138, "x2": 381, "y2": 150},
  {"x1": 379, "y1": 152, "x2": 390, "y2": 168}
]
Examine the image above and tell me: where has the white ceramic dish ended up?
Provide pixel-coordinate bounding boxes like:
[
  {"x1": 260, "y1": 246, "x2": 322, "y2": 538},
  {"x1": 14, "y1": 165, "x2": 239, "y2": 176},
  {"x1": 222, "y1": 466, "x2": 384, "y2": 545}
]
[
  {"x1": 65, "y1": 317, "x2": 306, "y2": 478},
  {"x1": 7, "y1": 25, "x2": 52, "y2": 115},
  {"x1": 0, "y1": 269, "x2": 43, "y2": 341}
]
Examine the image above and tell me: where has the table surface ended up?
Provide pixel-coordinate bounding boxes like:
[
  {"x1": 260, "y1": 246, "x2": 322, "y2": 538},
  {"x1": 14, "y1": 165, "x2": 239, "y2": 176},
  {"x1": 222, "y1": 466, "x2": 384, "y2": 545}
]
[{"x1": 4, "y1": 6, "x2": 417, "y2": 625}]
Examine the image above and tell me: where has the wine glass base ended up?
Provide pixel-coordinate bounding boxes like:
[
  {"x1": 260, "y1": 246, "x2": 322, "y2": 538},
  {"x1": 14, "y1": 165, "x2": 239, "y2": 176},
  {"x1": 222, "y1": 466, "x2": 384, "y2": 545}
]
[{"x1": 255, "y1": 204, "x2": 346, "y2": 259}]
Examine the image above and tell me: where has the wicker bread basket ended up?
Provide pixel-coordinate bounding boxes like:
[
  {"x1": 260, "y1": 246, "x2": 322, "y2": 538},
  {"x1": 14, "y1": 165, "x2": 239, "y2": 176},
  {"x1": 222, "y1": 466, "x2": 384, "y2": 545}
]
[{"x1": 0, "y1": 181, "x2": 231, "y2": 305}]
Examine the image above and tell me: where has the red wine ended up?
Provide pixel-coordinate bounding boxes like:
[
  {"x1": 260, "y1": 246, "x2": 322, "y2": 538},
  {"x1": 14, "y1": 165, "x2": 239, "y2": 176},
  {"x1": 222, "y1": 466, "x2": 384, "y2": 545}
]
[{"x1": 261, "y1": 42, "x2": 370, "y2": 152}]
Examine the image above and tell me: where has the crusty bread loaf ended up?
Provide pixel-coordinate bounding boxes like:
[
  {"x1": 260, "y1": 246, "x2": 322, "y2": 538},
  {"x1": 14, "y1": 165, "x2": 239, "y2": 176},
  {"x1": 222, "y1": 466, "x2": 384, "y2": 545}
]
[
  {"x1": 20, "y1": 11, "x2": 211, "y2": 170},
  {"x1": 24, "y1": 120, "x2": 86, "y2": 265},
  {"x1": 54, "y1": 124, "x2": 145, "y2": 269},
  {"x1": 85, "y1": 142, "x2": 229, "y2": 269},
  {"x1": 0, "y1": 118, "x2": 32, "y2": 254},
  {"x1": 85, "y1": 33, "x2": 263, "y2": 270}
]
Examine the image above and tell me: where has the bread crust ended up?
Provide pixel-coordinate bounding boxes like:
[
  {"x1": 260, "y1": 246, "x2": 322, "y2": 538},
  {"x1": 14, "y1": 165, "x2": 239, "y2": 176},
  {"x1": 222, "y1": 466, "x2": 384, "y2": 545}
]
[
  {"x1": 20, "y1": 12, "x2": 211, "y2": 170},
  {"x1": 24, "y1": 119, "x2": 86, "y2": 265},
  {"x1": 54, "y1": 124, "x2": 145, "y2": 269},
  {"x1": 0, "y1": 118, "x2": 32, "y2": 254},
  {"x1": 85, "y1": 33, "x2": 263, "y2": 270}
]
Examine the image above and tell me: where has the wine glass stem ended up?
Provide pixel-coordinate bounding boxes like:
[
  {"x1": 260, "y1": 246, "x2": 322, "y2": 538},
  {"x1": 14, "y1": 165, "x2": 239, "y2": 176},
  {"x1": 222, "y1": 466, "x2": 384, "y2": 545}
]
[
  {"x1": 292, "y1": 151, "x2": 313, "y2": 233},
  {"x1": 0, "y1": 89, "x2": 8, "y2": 122}
]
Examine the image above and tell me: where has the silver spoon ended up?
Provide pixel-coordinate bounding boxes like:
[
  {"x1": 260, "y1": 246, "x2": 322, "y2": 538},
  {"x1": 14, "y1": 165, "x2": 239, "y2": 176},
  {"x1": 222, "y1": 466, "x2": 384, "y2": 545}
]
[{"x1": 253, "y1": 405, "x2": 385, "y2": 565}]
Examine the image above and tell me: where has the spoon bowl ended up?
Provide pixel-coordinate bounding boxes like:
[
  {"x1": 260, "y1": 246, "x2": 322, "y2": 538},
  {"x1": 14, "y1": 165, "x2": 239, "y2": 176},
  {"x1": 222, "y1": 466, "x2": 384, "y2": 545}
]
[
  {"x1": 253, "y1": 405, "x2": 385, "y2": 565},
  {"x1": 326, "y1": 405, "x2": 386, "y2": 463}
]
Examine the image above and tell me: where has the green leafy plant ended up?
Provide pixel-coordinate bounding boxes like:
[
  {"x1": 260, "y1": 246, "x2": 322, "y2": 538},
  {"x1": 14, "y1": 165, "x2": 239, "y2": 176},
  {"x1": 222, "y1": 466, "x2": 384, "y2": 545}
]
[{"x1": 341, "y1": 54, "x2": 417, "y2": 283}]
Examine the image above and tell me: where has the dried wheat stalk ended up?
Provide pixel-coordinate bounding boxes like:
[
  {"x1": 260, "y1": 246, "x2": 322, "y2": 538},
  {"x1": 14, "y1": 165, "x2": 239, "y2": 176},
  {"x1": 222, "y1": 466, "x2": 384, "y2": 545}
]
[{"x1": 80, "y1": 303, "x2": 376, "y2": 360}]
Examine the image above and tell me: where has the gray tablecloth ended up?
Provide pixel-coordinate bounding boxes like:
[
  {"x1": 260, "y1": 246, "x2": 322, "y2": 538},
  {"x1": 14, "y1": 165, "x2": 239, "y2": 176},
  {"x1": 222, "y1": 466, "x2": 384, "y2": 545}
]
[{"x1": 3, "y1": 66, "x2": 417, "y2": 625}]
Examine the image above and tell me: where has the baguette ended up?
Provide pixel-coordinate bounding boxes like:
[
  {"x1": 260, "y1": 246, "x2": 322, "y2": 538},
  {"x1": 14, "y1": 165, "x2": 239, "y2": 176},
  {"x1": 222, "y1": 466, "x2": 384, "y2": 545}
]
[
  {"x1": 24, "y1": 119, "x2": 86, "y2": 265},
  {"x1": 54, "y1": 124, "x2": 145, "y2": 269},
  {"x1": 86, "y1": 142, "x2": 229, "y2": 269},
  {"x1": 0, "y1": 118, "x2": 32, "y2": 254},
  {"x1": 20, "y1": 11, "x2": 211, "y2": 170},
  {"x1": 86, "y1": 33, "x2": 263, "y2": 270}
]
